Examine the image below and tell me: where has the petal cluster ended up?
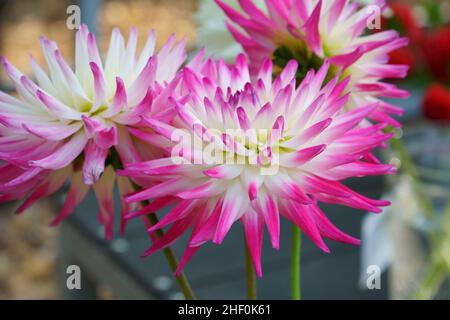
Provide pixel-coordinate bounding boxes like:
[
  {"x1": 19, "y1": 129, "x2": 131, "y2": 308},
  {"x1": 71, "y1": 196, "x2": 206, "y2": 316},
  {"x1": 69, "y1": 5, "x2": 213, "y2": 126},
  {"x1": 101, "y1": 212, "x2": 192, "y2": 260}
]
[
  {"x1": 216, "y1": 0, "x2": 409, "y2": 126},
  {"x1": 121, "y1": 54, "x2": 395, "y2": 276},
  {"x1": 0, "y1": 25, "x2": 187, "y2": 239}
]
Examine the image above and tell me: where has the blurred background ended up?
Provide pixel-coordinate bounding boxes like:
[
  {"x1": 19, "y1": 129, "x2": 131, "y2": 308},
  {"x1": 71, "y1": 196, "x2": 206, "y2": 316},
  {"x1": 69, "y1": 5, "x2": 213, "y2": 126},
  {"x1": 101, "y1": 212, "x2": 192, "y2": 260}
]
[{"x1": 0, "y1": 0, "x2": 448, "y2": 299}]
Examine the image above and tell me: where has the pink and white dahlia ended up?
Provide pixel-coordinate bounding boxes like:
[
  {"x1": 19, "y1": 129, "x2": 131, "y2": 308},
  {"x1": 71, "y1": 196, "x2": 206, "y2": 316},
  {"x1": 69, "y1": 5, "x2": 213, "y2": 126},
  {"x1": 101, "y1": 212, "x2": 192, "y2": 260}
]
[
  {"x1": 0, "y1": 25, "x2": 186, "y2": 239},
  {"x1": 120, "y1": 55, "x2": 396, "y2": 277},
  {"x1": 216, "y1": 0, "x2": 409, "y2": 126}
]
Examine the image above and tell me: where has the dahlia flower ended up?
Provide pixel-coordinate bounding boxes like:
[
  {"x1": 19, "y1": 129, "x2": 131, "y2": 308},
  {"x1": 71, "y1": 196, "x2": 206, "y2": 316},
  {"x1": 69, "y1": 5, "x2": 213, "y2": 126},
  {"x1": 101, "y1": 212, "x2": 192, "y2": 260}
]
[
  {"x1": 0, "y1": 25, "x2": 187, "y2": 239},
  {"x1": 216, "y1": 0, "x2": 410, "y2": 127},
  {"x1": 120, "y1": 54, "x2": 396, "y2": 277}
]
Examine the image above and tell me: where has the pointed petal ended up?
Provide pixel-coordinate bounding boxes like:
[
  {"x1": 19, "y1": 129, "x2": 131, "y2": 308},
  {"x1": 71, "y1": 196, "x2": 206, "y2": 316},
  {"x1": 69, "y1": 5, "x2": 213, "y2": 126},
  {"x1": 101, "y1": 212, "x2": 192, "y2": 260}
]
[
  {"x1": 50, "y1": 170, "x2": 90, "y2": 226},
  {"x1": 16, "y1": 167, "x2": 71, "y2": 213},
  {"x1": 30, "y1": 132, "x2": 87, "y2": 170},
  {"x1": 93, "y1": 165, "x2": 116, "y2": 240},
  {"x1": 83, "y1": 140, "x2": 108, "y2": 185},
  {"x1": 242, "y1": 208, "x2": 264, "y2": 277}
]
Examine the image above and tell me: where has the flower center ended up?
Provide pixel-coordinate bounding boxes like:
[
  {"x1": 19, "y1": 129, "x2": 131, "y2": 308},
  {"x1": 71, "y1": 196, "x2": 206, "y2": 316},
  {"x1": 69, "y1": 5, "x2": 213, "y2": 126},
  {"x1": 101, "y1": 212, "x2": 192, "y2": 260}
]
[
  {"x1": 204, "y1": 128, "x2": 287, "y2": 168},
  {"x1": 272, "y1": 44, "x2": 338, "y2": 84}
]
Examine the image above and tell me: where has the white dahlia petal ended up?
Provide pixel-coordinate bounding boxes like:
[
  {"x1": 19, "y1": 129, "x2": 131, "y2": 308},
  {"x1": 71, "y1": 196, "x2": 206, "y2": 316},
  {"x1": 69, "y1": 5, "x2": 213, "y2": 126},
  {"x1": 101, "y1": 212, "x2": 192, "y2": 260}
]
[{"x1": 0, "y1": 25, "x2": 188, "y2": 238}]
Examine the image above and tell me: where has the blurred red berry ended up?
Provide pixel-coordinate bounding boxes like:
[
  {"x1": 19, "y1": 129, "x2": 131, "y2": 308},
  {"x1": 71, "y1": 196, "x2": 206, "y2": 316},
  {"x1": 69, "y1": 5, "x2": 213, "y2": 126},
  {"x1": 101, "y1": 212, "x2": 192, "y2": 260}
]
[
  {"x1": 422, "y1": 26, "x2": 450, "y2": 82},
  {"x1": 381, "y1": 2, "x2": 423, "y2": 72},
  {"x1": 388, "y1": 2, "x2": 424, "y2": 42},
  {"x1": 389, "y1": 47, "x2": 416, "y2": 72},
  {"x1": 423, "y1": 83, "x2": 450, "y2": 122}
]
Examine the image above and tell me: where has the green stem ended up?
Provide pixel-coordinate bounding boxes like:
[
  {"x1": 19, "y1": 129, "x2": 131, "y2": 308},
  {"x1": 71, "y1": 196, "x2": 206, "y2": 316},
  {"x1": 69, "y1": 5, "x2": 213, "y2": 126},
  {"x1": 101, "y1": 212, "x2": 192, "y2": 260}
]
[
  {"x1": 388, "y1": 132, "x2": 450, "y2": 300},
  {"x1": 413, "y1": 260, "x2": 446, "y2": 300},
  {"x1": 291, "y1": 225, "x2": 301, "y2": 300},
  {"x1": 146, "y1": 213, "x2": 196, "y2": 300},
  {"x1": 245, "y1": 243, "x2": 257, "y2": 300},
  {"x1": 415, "y1": 200, "x2": 450, "y2": 300},
  {"x1": 389, "y1": 137, "x2": 446, "y2": 299},
  {"x1": 123, "y1": 159, "x2": 196, "y2": 300}
]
